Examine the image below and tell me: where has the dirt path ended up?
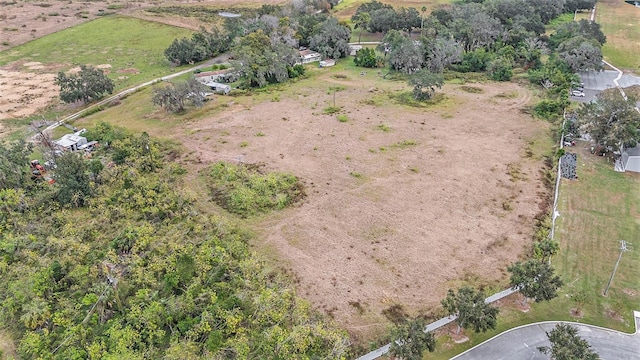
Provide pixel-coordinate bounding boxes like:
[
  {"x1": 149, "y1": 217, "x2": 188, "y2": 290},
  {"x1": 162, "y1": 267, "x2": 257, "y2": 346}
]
[{"x1": 0, "y1": 330, "x2": 16, "y2": 359}]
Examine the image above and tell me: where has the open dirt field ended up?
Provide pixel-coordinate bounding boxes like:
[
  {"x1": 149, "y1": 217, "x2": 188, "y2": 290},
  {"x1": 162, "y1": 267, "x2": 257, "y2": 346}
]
[
  {"x1": 0, "y1": 63, "x2": 59, "y2": 122},
  {"x1": 0, "y1": 0, "x2": 285, "y2": 53},
  {"x1": 178, "y1": 71, "x2": 549, "y2": 340}
]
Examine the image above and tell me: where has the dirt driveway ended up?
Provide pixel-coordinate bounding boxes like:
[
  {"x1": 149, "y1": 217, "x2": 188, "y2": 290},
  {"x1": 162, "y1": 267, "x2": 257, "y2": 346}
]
[{"x1": 181, "y1": 72, "x2": 549, "y2": 340}]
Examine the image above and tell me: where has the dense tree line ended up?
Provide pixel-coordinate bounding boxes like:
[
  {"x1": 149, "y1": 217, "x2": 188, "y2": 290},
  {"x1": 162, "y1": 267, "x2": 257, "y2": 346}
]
[
  {"x1": 0, "y1": 124, "x2": 349, "y2": 359},
  {"x1": 165, "y1": 27, "x2": 232, "y2": 66}
]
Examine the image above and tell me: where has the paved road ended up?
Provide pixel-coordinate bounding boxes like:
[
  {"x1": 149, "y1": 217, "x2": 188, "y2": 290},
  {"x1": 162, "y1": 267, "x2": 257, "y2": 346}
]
[
  {"x1": 573, "y1": 69, "x2": 640, "y2": 104},
  {"x1": 453, "y1": 314, "x2": 640, "y2": 360}
]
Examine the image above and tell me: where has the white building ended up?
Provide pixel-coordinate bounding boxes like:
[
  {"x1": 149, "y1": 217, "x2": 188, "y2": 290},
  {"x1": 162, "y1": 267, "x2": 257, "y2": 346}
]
[
  {"x1": 616, "y1": 146, "x2": 640, "y2": 173},
  {"x1": 319, "y1": 59, "x2": 336, "y2": 68},
  {"x1": 349, "y1": 44, "x2": 363, "y2": 56},
  {"x1": 298, "y1": 49, "x2": 322, "y2": 64},
  {"x1": 195, "y1": 69, "x2": 233, "y2": 84},
  {"x1": 55, "y1": 133, "x2": 88, "y2": 152}
]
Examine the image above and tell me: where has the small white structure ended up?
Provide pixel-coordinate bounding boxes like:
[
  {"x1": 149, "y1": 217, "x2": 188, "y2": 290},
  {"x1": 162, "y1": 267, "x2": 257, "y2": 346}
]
[
  {"x1": 319, "y1": 59, "x2": 336, "y2": 68},
  {"x1": 298, "y1": 49, "x2": 321, "y2": 64},
  {"x1": 349, "y1": 44, "x2": 362, "y2": 56},
  {"x1": 205, "y1": 82, "x2": 231, "y2": 95},
  {"x1": 617, "y1": 146, "x2": 640, "y2": 173},
  {"x1": 55, "y1": 132, "x2": 88, "y2": 152},
  {"x1": 195, "y1": 69, "x2": 233, "y2": 84}
]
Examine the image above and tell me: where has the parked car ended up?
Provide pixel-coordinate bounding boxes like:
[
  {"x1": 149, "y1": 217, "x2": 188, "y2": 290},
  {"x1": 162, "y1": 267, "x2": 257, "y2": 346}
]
[{"x1": 571, "y1": 90, "x2": 585, "y2": 97}]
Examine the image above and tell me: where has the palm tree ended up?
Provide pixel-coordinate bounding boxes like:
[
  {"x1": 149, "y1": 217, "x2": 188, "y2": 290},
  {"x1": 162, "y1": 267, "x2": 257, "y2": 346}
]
[
  {"x1": 421, "y1": 6, "x2": 428, "y2": 35},
  {"x1": 21, "y1": 297, "x2": 51, "y2": 330},
  {"x1": 352, "y1": 12, "x2": 371, "y2": 44}
]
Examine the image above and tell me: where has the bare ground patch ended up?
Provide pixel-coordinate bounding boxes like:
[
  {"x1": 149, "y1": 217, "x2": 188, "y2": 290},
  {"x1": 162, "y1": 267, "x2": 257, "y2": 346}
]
[
  {"x1": 0, "y1": 67, "x2": 58, "y2": 121},
  {"x1": 178, "y1": 74, "x2": 549, "y2": 341}
]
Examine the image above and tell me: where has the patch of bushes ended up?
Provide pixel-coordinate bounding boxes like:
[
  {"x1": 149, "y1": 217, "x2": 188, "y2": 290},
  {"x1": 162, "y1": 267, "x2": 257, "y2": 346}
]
[
  {"x1": 206, "y1": 162, "x2": 305, "y2": 217},
  {"x1": 323, "y1": 106, "x2": 341, "y2": 114},
  {"x1": 392, "y1": 91, "x2": 447, "y2": 107},
  {"x1": 533, "y1": 99, "x2": 564, "y2": 120},
  {"x1": 459, "y1": 86, "x2": 483, "y2": 93}
]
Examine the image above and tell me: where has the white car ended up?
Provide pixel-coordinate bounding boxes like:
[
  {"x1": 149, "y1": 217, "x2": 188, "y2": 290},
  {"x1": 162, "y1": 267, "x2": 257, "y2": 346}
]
[{"x1": 571, "y1": 90, "x2": 585, "y2": 97}]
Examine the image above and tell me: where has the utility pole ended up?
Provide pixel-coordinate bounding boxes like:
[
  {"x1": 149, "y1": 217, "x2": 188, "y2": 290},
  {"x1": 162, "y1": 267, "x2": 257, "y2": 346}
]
[{"x1": 603, "y1": 240, "x2": 629, "y2": 296}]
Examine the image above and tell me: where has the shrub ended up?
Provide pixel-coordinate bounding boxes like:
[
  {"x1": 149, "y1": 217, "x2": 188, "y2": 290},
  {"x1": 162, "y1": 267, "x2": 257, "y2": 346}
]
[
  {"x1": 534, "y1": 99, "x2": 563, "y2": 120},
  {"x1": 488, "y1": 57, "x2": 513, "y2": 81},
  {"x1": 206, "y1": 162, "x2": 305, "y2": 217},
  {"x1": 354, "y1": 48, "x2": 379, "y2": 68},
  {"x1": 323, "y1": 106, "x2": 341, "y2": 114},
  {"x1": 457, "y1": 48, "x2": 493, "y2": 72}
]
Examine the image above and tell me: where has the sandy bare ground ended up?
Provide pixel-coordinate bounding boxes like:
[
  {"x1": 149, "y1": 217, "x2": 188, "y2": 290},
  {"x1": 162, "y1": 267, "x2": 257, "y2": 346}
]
[
  {"x1": 0, "y1": 63, "x2": 59, "y2": 120},
  {"x1": 180, "y1": 72, "x2": 549, "y2": 340},
  {"x1": 0, "y1": 1, "x2": 108, "y2": 52},
  {"x1": 0, "y1": 0, "x2": 287, "y2": 53}
]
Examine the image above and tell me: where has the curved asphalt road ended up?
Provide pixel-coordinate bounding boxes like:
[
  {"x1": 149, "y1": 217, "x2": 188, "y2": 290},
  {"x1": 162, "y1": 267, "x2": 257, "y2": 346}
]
[{"x1": 452, "y1": 313, "x2": 640, "y2": 360}]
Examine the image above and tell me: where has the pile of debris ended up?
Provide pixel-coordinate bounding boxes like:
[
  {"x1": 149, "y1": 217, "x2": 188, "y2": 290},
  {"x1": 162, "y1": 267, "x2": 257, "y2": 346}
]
[{"x1": 560, "y1": 152, "x2": 578, "y2": 180}]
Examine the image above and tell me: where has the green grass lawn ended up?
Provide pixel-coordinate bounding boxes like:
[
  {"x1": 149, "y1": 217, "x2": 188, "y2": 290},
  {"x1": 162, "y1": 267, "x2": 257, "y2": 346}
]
[
  {"x1": 555, "y1": 147, "x2": 640, "y2": 326},
  {"x1": 0, "y1": 15, "x2": 194, "y2": 90},
  {"x1": 596, "y1": 0, "x2": 640, "y2": 72},
  {"x1": 545, "y1": 12, "x2": 575, "y2": 34}
]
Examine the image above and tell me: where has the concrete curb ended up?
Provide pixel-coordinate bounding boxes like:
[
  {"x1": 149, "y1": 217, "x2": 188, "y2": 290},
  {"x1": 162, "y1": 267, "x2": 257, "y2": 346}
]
[{"x1": 451, "y1": 312, "x2": 640, "y2": 360}]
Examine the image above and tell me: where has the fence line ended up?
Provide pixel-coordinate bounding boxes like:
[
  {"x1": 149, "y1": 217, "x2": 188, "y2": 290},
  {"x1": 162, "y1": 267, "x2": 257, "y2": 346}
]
[{"x1": 550, "y1": 113, "x2": 567, "y2": 241}]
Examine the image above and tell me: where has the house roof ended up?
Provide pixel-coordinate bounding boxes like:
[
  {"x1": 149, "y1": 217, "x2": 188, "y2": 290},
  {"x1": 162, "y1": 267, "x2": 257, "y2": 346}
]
[
  {"x1": 624, "y1": 146, "x2": 640, "y2": 157},
  {"x1": 195, "y1": 69, "x2": 231, "y2": 78},
  {"x1": 55, "y1": 134, "x2": 86, "y2": 148},
  {"x1": 299, "y1": 49, "x2": 320, "y2": 57}
]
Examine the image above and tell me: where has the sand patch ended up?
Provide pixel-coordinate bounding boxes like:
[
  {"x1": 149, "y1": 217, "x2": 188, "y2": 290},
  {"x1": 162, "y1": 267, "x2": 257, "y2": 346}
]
[{"x1": 0, "y1": 68, "x2": 58, "y2": 121}]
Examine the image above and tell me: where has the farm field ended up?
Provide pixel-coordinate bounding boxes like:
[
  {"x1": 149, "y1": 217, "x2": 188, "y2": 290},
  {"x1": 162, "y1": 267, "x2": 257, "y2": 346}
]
[
  {"x1": 0, "y1": 15, "x2": 194, "y2": 122},
  {"x1": 596, "y1": 0, "x2": 640, "y2": 72},
  {"x1": 74, "y1": 60, "x2": 550, "y2": 342}
]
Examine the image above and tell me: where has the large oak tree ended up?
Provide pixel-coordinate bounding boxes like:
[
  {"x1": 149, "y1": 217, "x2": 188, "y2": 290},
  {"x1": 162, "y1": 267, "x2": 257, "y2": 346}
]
[
  {"x1": 578, "y1": 90, "x2": 640, "y2": 153},
  {"x1": 55, "y1": 65, "x2": 114, "y2": 104}
]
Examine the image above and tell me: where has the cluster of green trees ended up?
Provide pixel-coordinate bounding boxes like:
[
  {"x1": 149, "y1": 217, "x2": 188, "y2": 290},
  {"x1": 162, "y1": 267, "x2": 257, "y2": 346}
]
[
  {"x1": 164, "y1": 27, "x2": 232, "y2": 66},
  {"x1": 0, "y1": 123, "x2": 349, "y2": 359},
  {"x1": 352, "y1": 1, "x2": 422, "y2": 34},
  {"x1": 344, "y1": 0, "x2": 598, "y2": 101},
  {"x1": 578, "y1": 91, "x2": 640, "y2": 153},
  {"x1": 152, "y1": 78, "x2": 211, "y2": 113},
  {"x1": 55, "y1": 65, "x2": 115, "y2": 104},
  {"x1": 162, "y1": 3, "x2": 351, "y2": 89}
]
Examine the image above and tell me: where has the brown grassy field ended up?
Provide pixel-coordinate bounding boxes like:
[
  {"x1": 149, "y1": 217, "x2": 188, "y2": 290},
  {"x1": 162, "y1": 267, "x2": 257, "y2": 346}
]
[{"x1": 123, "y1": 65, "x2": 550, "y2": 341}]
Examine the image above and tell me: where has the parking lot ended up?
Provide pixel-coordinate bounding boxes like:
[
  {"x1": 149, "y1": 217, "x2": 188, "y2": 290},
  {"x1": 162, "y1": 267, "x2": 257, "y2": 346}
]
[{"x1": 572, "y1": 70, "x2": 640, "y2": 103}]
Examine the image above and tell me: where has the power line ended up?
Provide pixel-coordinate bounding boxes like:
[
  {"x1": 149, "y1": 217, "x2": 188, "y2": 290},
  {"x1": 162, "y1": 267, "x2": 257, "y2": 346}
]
[{"x1": 603, "y1": 240, "x2": 630, "y2": 296}]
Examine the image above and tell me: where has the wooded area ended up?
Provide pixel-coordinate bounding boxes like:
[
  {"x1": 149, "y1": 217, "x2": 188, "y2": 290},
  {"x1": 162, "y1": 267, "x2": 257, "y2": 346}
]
[{"x1": 0, "y1": 123, "x2": 348, "y2": 359}]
